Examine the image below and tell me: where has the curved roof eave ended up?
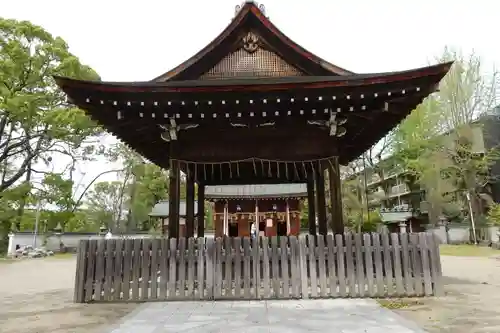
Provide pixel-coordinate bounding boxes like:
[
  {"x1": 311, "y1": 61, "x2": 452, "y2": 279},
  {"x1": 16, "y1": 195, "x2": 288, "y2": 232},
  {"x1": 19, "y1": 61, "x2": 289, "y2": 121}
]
[{"x1": 54, "y1": 61, "x2": 453, "y2": 94}]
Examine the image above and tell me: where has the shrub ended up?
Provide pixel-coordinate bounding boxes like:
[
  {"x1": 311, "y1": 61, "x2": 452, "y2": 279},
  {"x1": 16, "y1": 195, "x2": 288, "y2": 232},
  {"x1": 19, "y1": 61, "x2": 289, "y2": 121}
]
[{"x1": 487, "y1": 203, "x2": 500, "y2": 226}]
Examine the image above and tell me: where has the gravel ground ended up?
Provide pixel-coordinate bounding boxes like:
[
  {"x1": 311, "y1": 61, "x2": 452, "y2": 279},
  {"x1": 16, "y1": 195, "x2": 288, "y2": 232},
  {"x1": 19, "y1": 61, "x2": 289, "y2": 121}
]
[
  {"x1": 394, "y1": 255, "x2": 500, "y2": 333},
  {"x1": 0, "y1": 257, "x2": 137, "y2": 333}
]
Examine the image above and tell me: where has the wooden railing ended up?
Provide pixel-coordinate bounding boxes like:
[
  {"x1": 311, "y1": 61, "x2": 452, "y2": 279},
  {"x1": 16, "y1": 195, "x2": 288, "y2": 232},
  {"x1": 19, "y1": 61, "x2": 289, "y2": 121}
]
[{"x1": 74, "y1": 232, "x2": 443, "y2": 303}]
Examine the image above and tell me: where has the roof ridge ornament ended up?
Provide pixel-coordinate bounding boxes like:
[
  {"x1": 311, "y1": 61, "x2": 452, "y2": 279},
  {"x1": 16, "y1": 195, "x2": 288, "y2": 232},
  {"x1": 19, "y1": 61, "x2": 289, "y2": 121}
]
[{"x1": 235, "y1": 1, "x2": 266, "y2": 17}]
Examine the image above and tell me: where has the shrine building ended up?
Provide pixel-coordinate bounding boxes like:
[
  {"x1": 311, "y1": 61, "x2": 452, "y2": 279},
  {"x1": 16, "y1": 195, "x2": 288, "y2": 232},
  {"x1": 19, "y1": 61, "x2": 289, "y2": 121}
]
[
  {"x1": 206, "y1": 184, "x2": 306, "y2": 238},
  {"x1": 54, "y1": 1, "x2": 452, "y2": 239},
  {"x1": 149, "y1": 199, "x2": 199, "y2": 236}
]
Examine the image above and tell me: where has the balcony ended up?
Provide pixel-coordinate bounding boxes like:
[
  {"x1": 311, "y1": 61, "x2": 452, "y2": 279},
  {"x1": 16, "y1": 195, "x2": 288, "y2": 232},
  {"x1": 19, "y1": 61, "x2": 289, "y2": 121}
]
[
  {"x1": 384, "y1": 168, "x2": 405, "y2": 179},
  {"x1": 388, "y1": 184, "x2": 410, "y2": 197},
  {"x1": 366, "y1": 169, "x2": 406, "y2": 186}
]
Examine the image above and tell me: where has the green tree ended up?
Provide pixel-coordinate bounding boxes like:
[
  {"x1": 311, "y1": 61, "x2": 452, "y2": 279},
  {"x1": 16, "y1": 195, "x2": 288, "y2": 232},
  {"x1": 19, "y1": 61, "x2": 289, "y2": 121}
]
[
  {"x1": 393, "y1": 48, "x2": 499, "y2": 227},
  {"x1": 105, "y1": 143, "x2": 180, "y2": 232},
  {"x1": 392, "y1": 97, "x2": 447, "y2": 222},
  {"x1": 0, "y1": 18, "x2": 100, "y2": 192},
  {"x1": 363, "y1": 137, "x2": 395, "y2": 208},
  {"x1": 0, "y1": 18, "x2": 100, "y2": 246},
  {"x1": 85, "y1": 181, "x2": 125, "y2": 231},
  {"x1": 339, "y1": 160, "x2": 383, "y2": 232},
  {"x1": 32, "y1": 173, "x2": 78, "y2": 231},
  {"x1": 345, "y1": 211, "x2": 381, "y2": 233},
  {"x1": 0, "y1": 182, "x2": 30, "y2": 252},
  {"x1": 486, "y1": 202, "x2": 500, "y2": 226},
  {"x1": 124, "y1": 162, "x2": 170, "y2": 231}
]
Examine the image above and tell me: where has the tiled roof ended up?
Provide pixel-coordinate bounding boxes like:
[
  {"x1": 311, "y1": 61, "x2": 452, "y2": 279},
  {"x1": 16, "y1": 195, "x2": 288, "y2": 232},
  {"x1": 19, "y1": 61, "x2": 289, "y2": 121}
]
[
  {"x1": 205, "y1": 184, "x2": 307, "y2": 199},
  {"x1": 149, "y1": 200, "x2": 199, "y2": 217},
  {"x1": 379, "y1": 211, "x2": 414, "y2": 223}
]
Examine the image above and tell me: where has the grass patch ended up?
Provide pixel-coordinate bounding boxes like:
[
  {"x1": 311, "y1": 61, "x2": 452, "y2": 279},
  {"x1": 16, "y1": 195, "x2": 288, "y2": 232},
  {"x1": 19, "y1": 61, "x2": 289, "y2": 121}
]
[
  {"x1": 439, "y1": 244, "x2": 499, "y2": 257},
  {"x1": 377, "y1": 298, "x2": 424, "y2": 310}
]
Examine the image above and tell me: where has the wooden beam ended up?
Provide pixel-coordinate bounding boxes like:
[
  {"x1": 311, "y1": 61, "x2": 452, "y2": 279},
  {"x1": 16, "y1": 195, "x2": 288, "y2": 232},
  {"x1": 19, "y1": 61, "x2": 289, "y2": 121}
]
[
  {"x1": 307, "y1": 170, "x2": 317, "y2": 236},
  {"x1": 315, "y1": 166, "x2": 327, "y2": 235},
  {"x1": 329, "y1": 158, "x2": 344, "y2": 234},
  {"x1": 168, "y1": 160, "x2": 180, "y2": 238}
]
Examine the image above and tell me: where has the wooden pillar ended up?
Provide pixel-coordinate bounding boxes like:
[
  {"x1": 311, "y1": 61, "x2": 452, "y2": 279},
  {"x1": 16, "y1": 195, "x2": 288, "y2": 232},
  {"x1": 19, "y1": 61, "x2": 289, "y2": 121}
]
[
  {"x1": 168, "y1": 160, "x2": 180, "y2": 239},
  {"x1": 329, "y1": 157, "x2": 344, "y2": 234},
  {"x1": 315, "y1": 166, "x2": 327, "y2": 235},
  {"x1": 197, "y1": 183, "x2": 205, "y2": 238},
  {"x1": 307, "y1": 169, "x2": 317, "y2": 235},
  {"x1": 185, "y1": 176, "x2": 195, "y2": 238}
]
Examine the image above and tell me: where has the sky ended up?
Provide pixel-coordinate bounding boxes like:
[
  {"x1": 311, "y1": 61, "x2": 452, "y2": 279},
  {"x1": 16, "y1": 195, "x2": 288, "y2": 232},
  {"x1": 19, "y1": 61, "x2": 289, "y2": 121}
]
[{"x1": 2, "y1": 0, "x2": 499, "y2": 197}]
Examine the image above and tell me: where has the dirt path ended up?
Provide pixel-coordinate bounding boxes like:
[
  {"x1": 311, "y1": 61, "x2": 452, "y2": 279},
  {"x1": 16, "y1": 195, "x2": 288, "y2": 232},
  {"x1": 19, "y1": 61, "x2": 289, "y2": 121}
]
[
  {"x1": 0, "y1": 257, "x2": 137, "y2": 333},
  {"x1": 395, "y1": 255, "x2": 500, "y2": 332}
]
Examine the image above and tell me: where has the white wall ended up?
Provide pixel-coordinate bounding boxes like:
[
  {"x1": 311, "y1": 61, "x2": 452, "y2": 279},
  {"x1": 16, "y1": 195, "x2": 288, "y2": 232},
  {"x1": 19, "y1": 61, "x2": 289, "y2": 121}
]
[
  {"x1": 427, "y1": 225, "x2": 500, "y2": 244},
  {"x1": 7, "y1": 232, "x2": 151, "y2": 255},
  {"x1": 7, "y1": 231, "x2": 217, "y2": 255}
]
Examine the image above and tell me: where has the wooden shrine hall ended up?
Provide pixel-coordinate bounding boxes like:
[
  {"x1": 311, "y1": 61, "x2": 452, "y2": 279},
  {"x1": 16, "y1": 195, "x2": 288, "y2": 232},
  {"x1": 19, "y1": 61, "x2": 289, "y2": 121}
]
[
  {"x1": 206, "y1": 184, "x2": 307, "y2": 238},
  {"x1": 54, "y1": 1, "x2": 452, "y2": 239}
]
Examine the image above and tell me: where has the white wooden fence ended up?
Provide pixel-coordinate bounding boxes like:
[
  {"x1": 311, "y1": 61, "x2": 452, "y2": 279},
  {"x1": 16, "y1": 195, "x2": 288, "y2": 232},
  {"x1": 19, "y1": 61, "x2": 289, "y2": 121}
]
[{"x1": 74, "y1": 232, "x2": 443, "y2": 303}]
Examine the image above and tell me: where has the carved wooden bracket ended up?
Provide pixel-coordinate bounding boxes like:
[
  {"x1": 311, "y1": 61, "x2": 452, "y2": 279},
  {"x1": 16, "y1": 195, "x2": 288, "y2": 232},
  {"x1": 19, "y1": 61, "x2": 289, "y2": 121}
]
[{"x1": 159, "y1": 119, "x2": 199, "y2": 142}]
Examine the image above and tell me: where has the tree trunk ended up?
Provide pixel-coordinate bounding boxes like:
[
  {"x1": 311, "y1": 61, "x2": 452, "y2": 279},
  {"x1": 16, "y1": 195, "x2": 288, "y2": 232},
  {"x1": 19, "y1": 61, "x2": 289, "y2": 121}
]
[
  {"x1": 15, "y1": 164, "x2": 31, "y2": 231},
  {"x1": 375, "y1": 170, "x2": 391, "y2": 208},
  {"x1": 115, "y1": 171, "x2": 131, "y2": 232},
  {"x1": 125, "y1": 175, "x2": 137, "y2": 233}
]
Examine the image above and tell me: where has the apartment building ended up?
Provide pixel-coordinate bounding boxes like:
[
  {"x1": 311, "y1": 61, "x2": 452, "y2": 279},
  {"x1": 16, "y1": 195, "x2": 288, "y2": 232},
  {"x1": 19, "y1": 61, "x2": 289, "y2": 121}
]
[{"x1": 354, "y1": 113, "x2": 500, "y2": 216}]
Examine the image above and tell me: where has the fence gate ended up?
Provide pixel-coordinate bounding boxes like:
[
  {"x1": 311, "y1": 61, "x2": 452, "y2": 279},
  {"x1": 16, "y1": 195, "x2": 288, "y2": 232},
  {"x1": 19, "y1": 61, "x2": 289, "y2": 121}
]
[{"x1": 73, "y1": 232, "x2": 443, "y2": 303}]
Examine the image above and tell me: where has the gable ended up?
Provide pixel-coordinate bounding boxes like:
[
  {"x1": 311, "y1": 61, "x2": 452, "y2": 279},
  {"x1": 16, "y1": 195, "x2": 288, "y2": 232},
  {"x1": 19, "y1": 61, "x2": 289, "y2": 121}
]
[{"x1": 199, "y1": 31, "x2": 305, "y2": 80}]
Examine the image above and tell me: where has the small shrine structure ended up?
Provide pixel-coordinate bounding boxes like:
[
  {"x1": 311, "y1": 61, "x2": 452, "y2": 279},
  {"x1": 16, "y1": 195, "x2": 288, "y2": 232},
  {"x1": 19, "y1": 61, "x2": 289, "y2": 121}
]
[
  {"x1": 149, "y1": 199, "x2": 199, "y2": 236},
  {"x1": 206, "y1": 184, "x2": 306, "y2": 237},
  {"x1": 54, "y1": 1, "x2": 451, "y2": 239}
]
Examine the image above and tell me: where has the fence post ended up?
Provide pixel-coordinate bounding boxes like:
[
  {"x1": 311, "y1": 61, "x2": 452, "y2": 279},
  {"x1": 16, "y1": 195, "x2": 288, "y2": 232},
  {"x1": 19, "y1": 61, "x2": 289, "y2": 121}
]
[
  {"x1": 427, "y1": 232, "x2": 444, "y2": 296},
  {"x1": 205, "y1": 238, "x2": 215, "y2": 300},
  {"x1": 298, "y1": 236, "x2": 309, "y2": 299},
  {"x1": 253, "y1": 236, "x2": 261, "y2": 299},
  {"x1": 74, "y1": 240, "x2": 88, "y2": 303}
]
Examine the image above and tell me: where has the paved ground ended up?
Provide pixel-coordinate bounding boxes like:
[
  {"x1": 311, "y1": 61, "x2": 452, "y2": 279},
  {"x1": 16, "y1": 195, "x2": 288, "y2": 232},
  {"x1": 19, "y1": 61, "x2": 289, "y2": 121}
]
[
  {"x1": 109, "y1": 299, "x2": 425, "y2": 333},
  {"x1": 394, "y1": 255, "x2": 500, "y2": 333}
]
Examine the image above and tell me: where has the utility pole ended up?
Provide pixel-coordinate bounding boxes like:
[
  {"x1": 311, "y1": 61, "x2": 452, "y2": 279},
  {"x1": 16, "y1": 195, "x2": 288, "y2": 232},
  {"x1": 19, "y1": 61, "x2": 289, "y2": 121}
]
[
  {"x1": 465, "y1": 192, "x2": 478, "y2": 245},
  {"x1": 32, "y1": 200, "x2": 42, "y2": 248}
]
